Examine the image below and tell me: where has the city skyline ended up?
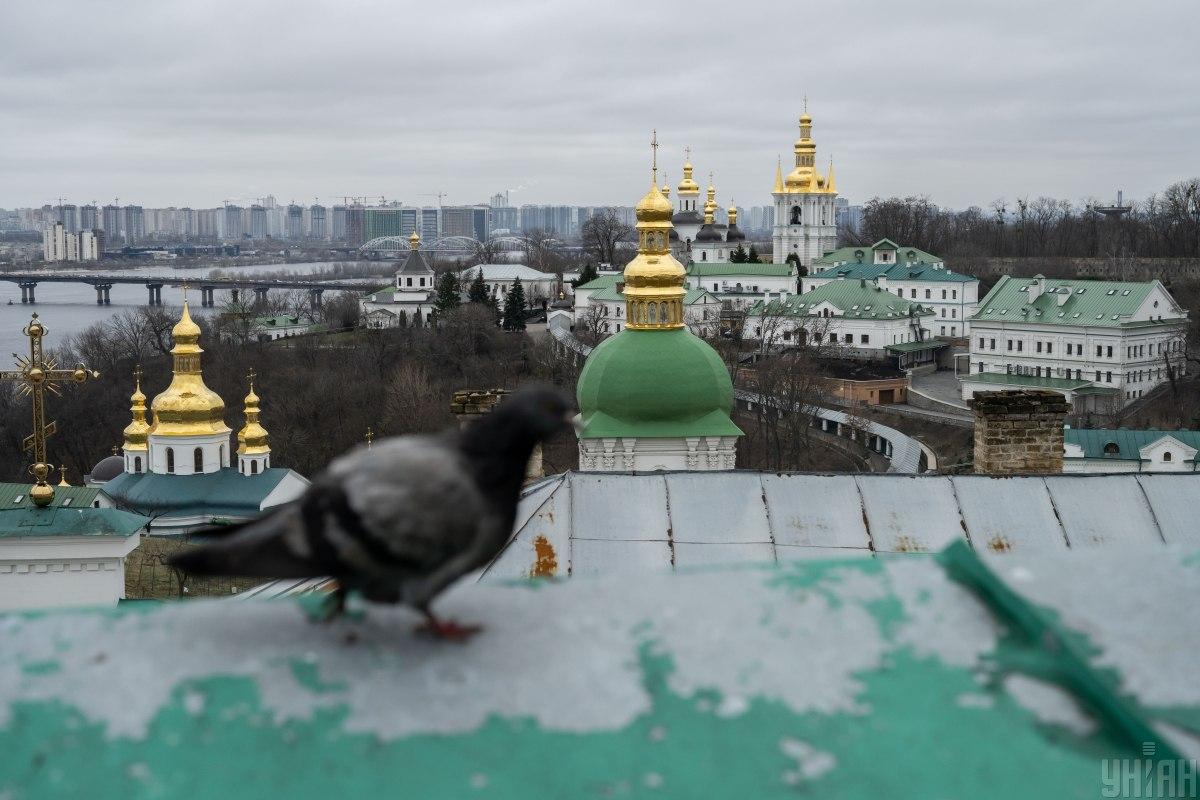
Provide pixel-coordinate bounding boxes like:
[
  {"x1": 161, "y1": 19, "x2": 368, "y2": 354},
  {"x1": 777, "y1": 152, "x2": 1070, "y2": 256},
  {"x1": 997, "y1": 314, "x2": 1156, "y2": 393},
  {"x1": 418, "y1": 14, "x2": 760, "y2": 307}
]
[{"x1": 1, "y1": 1, "x2": 1197, "y2": 210}]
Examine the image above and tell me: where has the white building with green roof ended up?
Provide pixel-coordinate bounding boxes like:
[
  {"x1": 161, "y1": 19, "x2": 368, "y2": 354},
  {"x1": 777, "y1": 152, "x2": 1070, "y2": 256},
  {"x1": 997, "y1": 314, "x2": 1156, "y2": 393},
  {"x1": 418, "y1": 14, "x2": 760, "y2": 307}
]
[
  {"x1": 685, "y1": 261, "x2": 799, "y2": 313},
  {"x1": 962, "y1": 275, "x2": 1188, "y2": 411},
  {"x1": 806, "y1": 238, "x2": 980, "y2": 336},
  {"x1": 744, "y1": 280, "x2": 937, "y2": 366},
  {"x1": 1063, "y1": 428, "x2": 1200, "y2": 473},
  {"x1": 0, "y1": 484, "x2": 148, "y2": 610}
]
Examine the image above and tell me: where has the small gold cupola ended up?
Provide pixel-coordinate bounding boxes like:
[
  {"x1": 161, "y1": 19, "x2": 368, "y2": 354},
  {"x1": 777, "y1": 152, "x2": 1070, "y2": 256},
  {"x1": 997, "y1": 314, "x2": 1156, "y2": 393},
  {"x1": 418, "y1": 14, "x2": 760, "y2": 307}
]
[
  {"x1": 409, "y1": 229, "x2": 420, "y2": 249},
  {"x1": 122, "y1": 365, "x2": 151, "y2": 454},
  {"x1": 237, "y1": 368, "x2": 271, "y2": 475},
  {"x1": 785, "y1": 107, "x2": 823, "y2": 193},
  {"x1": 677, "y1": 150, "x2": 700, "y2": 196},
  {"x1": 149, "y1": 300, "x2": 230, "y2": 437},
  {"x1": 623, "y1": 130, "x2": 686, "y2": 330},
  {"x1": 703, "y1": 175, "x2": 718, "y2": 217}
]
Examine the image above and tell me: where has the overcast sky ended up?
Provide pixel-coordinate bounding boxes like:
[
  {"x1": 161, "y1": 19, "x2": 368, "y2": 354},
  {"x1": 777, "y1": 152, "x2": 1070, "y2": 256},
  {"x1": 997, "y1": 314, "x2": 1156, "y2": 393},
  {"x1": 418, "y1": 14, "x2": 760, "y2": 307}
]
[{"x1": 1, "y1": 0, "x2": 1197, "y2": 211}]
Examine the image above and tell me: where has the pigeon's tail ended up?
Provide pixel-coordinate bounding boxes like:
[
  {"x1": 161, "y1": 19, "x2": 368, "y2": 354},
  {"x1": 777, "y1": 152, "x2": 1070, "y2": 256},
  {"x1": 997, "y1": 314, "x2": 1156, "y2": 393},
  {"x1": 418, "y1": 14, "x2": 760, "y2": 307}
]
[{"x1": 169, "y1": 506, "x2": 323, "y2": 579}]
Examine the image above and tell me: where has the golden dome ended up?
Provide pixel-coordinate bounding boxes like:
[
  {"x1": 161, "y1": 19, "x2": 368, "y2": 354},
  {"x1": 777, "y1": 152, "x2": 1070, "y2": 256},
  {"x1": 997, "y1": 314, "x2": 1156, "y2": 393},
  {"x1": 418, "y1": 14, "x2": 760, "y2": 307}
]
[
  {"x1": 150, "y1": 301, "x2": 230, "y2": 437},
  {"x1": 728, "y1": 204, "x2": 738, "y2": 224},
  {"x1": 661, "y1": 181, "x2": 670, "y2": 199},
  {"x1": 237, "y1": 375, "x2": 270, "y2": 455},
  {"x1": 409, "y1": 230, "x2": 420, "y2": 249},
  {"x1": 677, "y1": 162, "x2": 700, "y2": 194},
  {"x1": 634, "y1": 182, "x2": 673, "y2": 222},
  {"x1": 122, "y1": 370, "x2": 151, "y2": 451},
  {"x1": 703, "y1": 180, "x2": 718, "y2": 216},
  {"x1": 800, "y1": 112, "x2": 812, "y2": 125}
]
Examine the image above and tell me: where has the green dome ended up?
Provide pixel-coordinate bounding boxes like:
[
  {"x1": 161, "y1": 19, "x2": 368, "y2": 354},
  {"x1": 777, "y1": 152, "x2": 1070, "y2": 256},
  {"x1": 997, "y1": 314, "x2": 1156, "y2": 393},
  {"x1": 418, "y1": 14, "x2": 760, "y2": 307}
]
[{"x1": 576, "y1": 328, "x2": 743, "y2": 439}]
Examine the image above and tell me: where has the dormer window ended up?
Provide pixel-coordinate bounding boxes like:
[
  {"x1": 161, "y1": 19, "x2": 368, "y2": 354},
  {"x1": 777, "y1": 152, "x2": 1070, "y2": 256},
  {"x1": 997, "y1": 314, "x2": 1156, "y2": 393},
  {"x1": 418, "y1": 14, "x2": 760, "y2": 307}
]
[{"x1": 1163, "y1": 452, "x2": 1174, "y2": 463}]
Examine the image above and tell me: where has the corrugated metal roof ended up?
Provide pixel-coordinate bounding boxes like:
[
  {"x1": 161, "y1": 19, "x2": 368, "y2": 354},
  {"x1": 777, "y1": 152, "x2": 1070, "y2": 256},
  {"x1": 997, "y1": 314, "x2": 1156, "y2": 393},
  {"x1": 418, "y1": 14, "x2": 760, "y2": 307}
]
[
  {"x1": 0, "y1": 507, "x2": 148, "y2": 538},
  {"x1": 745, "y1": 281, "x2": 933, "y2": 319},
  {"x1": 458, "y1": 264, "x2": 555, "y2": 283},
  {"x1": 483, "y1": 470, "x2": 1197, "y2": 579},
  {"x1": 686, "y1": 262, "x2": 795, "y2": 278}
]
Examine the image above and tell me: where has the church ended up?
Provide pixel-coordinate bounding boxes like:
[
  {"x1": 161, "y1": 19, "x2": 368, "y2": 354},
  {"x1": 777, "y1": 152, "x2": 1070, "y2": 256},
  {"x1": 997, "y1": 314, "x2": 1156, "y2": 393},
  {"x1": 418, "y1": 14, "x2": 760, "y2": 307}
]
[
  {"x1": 575, "y1": 147, "x2": 743, "y2": 471},
  {"x1": 96, "y1": 302, "x2": 308, "y2": 534},
  {"x1": 669, "y1": 159, "x2": 746, "y2": 264},
  {"x1": 358, "y1": 230, "x2": 437, "y2": 328},
  {"x1": 771, "y1": 110, "x2": 839, "y2": 267}
]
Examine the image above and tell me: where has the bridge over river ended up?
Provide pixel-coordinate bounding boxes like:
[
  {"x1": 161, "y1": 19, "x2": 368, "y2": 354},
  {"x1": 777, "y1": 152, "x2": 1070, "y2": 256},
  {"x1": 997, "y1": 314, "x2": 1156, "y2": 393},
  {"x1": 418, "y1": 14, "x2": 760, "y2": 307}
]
[{"x1": 0, "y1": 272, "x2": 377, "y2": 309}]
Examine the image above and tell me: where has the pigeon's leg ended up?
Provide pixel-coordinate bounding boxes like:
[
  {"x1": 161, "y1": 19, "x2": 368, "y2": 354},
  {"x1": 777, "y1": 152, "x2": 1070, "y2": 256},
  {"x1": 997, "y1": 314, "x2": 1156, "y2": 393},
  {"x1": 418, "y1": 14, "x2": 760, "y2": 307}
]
[{"x1": 415, "y1": 606, "x2": 483, "y2": 642}]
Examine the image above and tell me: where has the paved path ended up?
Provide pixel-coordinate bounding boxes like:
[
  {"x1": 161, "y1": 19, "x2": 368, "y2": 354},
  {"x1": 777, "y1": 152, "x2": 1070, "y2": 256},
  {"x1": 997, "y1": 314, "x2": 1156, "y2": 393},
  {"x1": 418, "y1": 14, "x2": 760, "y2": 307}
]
[{"x1": 910, "y1": 370, "x2": 970, "y2": 410}]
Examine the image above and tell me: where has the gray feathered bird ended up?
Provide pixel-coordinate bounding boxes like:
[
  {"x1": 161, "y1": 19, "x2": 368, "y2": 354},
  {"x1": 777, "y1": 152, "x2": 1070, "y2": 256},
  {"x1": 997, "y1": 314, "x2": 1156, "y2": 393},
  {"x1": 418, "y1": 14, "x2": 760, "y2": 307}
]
[{"x1": 170, "y1": 385, "x2": 573, "y2": 639}]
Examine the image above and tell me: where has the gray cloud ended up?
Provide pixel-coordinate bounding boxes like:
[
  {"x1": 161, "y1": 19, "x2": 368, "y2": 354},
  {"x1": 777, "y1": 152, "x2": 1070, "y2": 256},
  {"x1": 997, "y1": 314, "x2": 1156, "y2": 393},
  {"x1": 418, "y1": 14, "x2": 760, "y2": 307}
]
[{"x1": 1, "y1": 0, "x2": 1197, "y2": 210}]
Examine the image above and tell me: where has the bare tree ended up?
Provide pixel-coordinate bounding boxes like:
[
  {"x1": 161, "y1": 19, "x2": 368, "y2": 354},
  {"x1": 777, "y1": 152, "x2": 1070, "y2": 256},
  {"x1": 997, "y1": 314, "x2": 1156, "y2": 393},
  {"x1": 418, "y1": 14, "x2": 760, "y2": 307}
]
[{"x1": 581, "y1": 208, "x2": 632, "y2": 266}]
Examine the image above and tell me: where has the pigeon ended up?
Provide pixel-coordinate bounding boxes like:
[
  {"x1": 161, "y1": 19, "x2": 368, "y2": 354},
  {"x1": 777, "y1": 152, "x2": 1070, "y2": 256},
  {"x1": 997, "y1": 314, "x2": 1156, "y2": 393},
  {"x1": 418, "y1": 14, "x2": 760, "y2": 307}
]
[{"x1": 170, "y1": 384, "x2": 574, "y2": 640}]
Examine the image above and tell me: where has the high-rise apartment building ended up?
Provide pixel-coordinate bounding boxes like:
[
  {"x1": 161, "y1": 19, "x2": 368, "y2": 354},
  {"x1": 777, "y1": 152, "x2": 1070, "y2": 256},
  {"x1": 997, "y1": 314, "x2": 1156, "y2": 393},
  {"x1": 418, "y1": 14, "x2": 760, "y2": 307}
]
[
  {"x1": 122, "y1": 206, "x2": 145, "y2": 244},
  {"x1": 56, "y1": 204, "x2": 79, "y2": 233},
  {"x1": 101, "y1": 205, "x2": 122, "y2": 241},
  {"x1": 363, "y1": 208, "x2": 401, "y2": 242},
  {"x1": 309, "y1": 205, "x2": 327, "y2": 239},
  {"x1": 286, "y1": 204, "x2": 304, "y2": 239},
  {"x1": 440, "y1": 206, "x2": 488, "y2": 240},
  {"x1": 488, "y1": 206, "x2": 518, "y2": 233},
  {"x1": 420, "y1": 207, "x2": 439, "y2": 243},
  {"x1": 223, "y1": 205, "x2": 244, "y2": 240},
  {"x1": 249, "y1": 205, "x2": 267, "y2": 239},
  {"x1": 331, "y1": 205, "x2": 347, "y2": 241},
  {"x1": 43, "y1": 223, "x2": 104, "y2": 262},
  {"x1": 345, "y1": 205, "x2": 366, "y2": 247},
  {"x1": 79, "y1": 205, "x2": 98, "y2": 231}
]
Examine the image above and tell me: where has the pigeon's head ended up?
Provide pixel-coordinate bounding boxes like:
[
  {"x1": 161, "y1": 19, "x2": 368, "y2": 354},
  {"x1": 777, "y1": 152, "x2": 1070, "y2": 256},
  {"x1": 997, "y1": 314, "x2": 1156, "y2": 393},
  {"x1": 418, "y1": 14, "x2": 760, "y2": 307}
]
[{"x1": 500, "y1": 384, "x2": 576, "y2": 441}]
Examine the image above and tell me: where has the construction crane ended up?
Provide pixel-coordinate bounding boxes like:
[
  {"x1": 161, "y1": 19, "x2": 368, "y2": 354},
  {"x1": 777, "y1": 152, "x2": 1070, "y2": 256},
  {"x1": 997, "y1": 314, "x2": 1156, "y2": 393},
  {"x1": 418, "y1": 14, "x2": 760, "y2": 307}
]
[{"x1": 419, "y1": 192, "x2": 447, "y2": 207}]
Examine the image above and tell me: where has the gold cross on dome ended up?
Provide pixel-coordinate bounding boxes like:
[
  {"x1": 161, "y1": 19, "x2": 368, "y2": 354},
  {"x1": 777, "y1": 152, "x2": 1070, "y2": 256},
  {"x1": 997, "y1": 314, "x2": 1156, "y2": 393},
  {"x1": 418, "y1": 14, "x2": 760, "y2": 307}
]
[
  {"x1": 650, "y1": 129, "x2": 660, "y2": 183},
  {"x1": 365, "y1": 427, "x2": 374, "y2": 449},
  {"x1": 0, "y1": 313, "x2": 99, "y2": 475},
  {"x1": 246, "y1": 367, "x2": 257, "y2": 389},
  {"x1": 132, "y1": 363, "x2": 143, "y2": 385},
  {"x1": 684, "y1": 145, "x2": 692, "y2": 163}
]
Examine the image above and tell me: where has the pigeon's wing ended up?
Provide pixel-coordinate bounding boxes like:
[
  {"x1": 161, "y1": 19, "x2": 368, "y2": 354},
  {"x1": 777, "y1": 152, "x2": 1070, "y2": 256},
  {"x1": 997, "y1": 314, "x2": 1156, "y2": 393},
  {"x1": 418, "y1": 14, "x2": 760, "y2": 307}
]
[
  {"x1": 323, "y1": 435, "x2": 488, "y2": 576},
  {"x1": 172, "y1": 434, "x2": 489, "y2": 582}
]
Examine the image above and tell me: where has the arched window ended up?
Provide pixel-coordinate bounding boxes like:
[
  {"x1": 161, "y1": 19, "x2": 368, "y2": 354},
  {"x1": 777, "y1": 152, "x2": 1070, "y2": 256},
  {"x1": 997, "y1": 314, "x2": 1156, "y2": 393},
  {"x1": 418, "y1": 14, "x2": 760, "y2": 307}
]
[
  {"x1": 134, "y1": 456, "x2": 142, "y2": 473},
  {"x1": 701, "y1": 252, "x2": 707, "y2": 261},
  {"x1": 1163, "y1": 452, "x2": 1173, "y2": 462},
  {"x1": 790, "y1": 206, "x2": 802, "y2": 225},
  {"x1": 649, "y1": 303, "x2": 658, "y2": 325},
  {"x1": 166, "y1": 448, "x2": 175, "y2": 473},
  {"x1": 1102, "y1": 442, "x2": 1120, "y2": 456},
  {"x1": 251, "y1": 461, "x2": 259, "y2": 475},
  {"x1": 194, "y1": 447, "x2": 203, "y2": 473}
]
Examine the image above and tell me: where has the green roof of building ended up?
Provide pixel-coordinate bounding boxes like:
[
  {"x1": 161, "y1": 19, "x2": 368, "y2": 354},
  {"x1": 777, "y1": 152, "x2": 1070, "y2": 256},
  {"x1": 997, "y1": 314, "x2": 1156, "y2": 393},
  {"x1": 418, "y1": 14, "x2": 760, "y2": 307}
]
[
  {"x1": 814, "y1": 239, "x2": 947, "y2": 270},
  {"x1": 809, "y1": 261, "x2": 975, "y2": 284},
  {"x1": 686, "y1": 262, "x2": 795, "y2": 278},
  {"x1": 0, "y1": 506, "x2": 148, "y2": 539},
  {"x1": 577, "y1": 327, "x2": 743, "y2": 439},
  {"x1": 103, "y1": 468, "x2": 292, "y2": 519},
  {"x1": 0, "y1": 483, "x2": 103, "y2": 510},
  {"x1": 963, "y1": 372, "x2": 1106, "y2": 391},
  {"x1": 1065, "y1": 428, "x2": 1200, "y2": 461},
  {"x1": 746, "y1": 281, "x2": 934, "y2": 320},
  {"x1": 884, "y1": 340, "x2": 949, "y2": 354},
  {"x1": 971, "y1": 275, "x2": 1182, "y2": 328},
  {"x1": 575, "y1": 274, "x2": 623, "y2": 291}
]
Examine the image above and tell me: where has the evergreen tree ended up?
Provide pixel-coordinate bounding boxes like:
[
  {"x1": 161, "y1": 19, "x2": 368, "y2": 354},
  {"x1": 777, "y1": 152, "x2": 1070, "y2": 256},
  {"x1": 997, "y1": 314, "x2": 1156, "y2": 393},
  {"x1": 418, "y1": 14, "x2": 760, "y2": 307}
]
[
  {"x1": 747, "y1": 244, "x2": 761, "y2": 263},
  {"x1": 502, "y1": 277, "x2": 527, "y2": 331},
  {"x1": 467, "y1": 270, "x2": 490, "y2": 304},
  {"x1": 396, "y1": 310, "x2": 408, "y2": 328},
  {"x1": 575, "y1": 262, "x2": 599, "y2": 287},
  {"x1": 730, "y1": 243, "x2": 748, "y2": 263},
  {"x1": 434, "y1": 272, "x2": 461, "y2": 314}
]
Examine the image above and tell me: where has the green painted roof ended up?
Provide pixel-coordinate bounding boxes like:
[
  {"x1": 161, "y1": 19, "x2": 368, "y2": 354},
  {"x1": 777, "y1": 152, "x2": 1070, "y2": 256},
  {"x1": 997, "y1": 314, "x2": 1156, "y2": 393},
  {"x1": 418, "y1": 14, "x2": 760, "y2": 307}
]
[
  {"x1": 1065, "y1": 428, "x2": 1200, "y2": 461},
  {"x1": 103, "y1": 468, "x2": 292, "y2": 519},
  {"x1": 0, "y1": 483, "x2": 102, "y2": 510},
  {"x1": 814, "y1": 239, "x2": 946, "y2": 270},
  {"x1": 0, "y1": 506, "x2": 147, "y2": 538},
  {"x1": 963, "y1": 373, "x2": 1100, "y2": 391},
  {"x1": 884, "y1": 340, "x2": 949, "y2": 354},
  {"x1": 746, "y1": 281, "x2": 934, "y2": 320},
  {"x1": 574, "y1": 273, "x2": 623, "y2": 291},
  {"x1": 971, "y1": 275, "x2": 1180, "y2": 328},
  {"x1": 687, "y1": 262, "x2": 795, "y2": 278},
  {"x1": 809, "y1": 262, "x2": 975, "y2": 284},
  {"x1": 577, "y1": 327, "x2": 742, "y2": 439}
]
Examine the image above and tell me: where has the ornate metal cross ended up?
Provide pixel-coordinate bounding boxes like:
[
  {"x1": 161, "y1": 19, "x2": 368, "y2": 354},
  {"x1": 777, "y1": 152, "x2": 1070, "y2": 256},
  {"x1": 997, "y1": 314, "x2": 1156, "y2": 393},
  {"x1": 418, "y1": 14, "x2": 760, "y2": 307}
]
[{"x1": 0, "y1": 313, "x2": 99, "y2": 474}]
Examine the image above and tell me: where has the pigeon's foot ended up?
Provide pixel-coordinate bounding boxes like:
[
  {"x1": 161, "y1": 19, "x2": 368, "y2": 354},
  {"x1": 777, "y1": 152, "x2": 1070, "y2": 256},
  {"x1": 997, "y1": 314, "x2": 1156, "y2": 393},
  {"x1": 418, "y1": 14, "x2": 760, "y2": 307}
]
[{"x1": 416, "y1": 614, "x2": 483, "y2": 643}]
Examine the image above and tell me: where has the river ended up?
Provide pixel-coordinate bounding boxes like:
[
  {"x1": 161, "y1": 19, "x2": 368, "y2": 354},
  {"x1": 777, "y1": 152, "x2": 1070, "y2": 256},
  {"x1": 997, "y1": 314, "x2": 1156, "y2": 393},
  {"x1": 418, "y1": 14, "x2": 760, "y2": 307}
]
[{"x1": 0, "y1": 262, "x2": 378, "y2": 360}]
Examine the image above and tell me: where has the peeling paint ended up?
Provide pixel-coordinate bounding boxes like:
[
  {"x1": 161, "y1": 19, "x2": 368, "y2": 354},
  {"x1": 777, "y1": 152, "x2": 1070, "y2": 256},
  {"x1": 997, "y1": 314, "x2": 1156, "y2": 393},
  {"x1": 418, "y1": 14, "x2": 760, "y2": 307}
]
[{"x1": 529, "y1": 535, "x2": 558, "y2": 578}]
